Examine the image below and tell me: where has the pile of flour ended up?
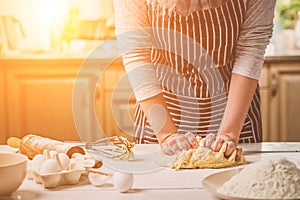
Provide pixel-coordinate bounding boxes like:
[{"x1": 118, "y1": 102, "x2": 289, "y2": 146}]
[{"x1": 218, "y1": 157, "x2": 300, "y2": 199}]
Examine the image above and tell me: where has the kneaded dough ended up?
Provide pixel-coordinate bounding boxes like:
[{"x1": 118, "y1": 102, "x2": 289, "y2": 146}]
[{"x1": 171, "y1": 137, "x2": 245, "y2": 170}]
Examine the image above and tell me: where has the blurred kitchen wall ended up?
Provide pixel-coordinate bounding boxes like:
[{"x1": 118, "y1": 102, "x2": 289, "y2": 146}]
[{"x1": 0, "y1": 0, "x2": 114, "y2": 51}]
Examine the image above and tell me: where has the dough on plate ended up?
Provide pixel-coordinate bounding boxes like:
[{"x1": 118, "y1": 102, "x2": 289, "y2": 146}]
[{"x1": 171, "y1": 137, "x2": 245, "y2": 170}]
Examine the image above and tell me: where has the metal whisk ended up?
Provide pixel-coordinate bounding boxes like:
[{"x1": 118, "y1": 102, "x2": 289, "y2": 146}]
[{"x1": 83, "y1": 136, "x2": 135, "y2": 160}]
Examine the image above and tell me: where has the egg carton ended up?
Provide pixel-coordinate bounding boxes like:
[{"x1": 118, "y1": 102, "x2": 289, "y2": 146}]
[
  {"x1": 27, "y1": 150, "x2": 99, "y2": 189},
  {"x1": 31, "y1": 167, "x2": 85, "y2": 189}
]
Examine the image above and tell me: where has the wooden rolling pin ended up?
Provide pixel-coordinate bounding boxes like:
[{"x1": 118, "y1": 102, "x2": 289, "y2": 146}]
[{"x1": 7, "y1": 134, "x2": 85, "y2": 159}]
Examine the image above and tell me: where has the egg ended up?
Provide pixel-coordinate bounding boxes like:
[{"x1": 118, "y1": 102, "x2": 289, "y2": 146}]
[
  {"x1": 71, "y1": 153, "x2": 84, "y2": 158},
  {"x1": 83, "y1": 158, "x2": 96, "y2": 168},
  {"x1": 43, "y1": 150, "x2": 51, "y2": 159},
  {"x1": 31, "y1": 154, "x2": 47, "y2": 172},
  {"x1": 74, "y1": 154, "x2": 85, "y2": 164},
  {"x1": 69, "y1": 158, "x2": 81, "y2": 170},
  {"x1": 112, "y1": 172, "x2": 134, "y2": 193},
  {"x1": 39, "y1": 159, "x2": 61, "y2": 174},
  {"x1": 49, "y1": 151, "x2": 58, "y2": 159},
  {"x1": 88, "y1": 172, "x2": 109, "y2": 187},
  {"x1": 55, "y1": 153, "x2": 70, "y2": 170}
]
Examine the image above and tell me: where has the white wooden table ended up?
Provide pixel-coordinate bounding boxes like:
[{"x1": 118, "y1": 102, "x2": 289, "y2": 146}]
[{"x1": 1, "y1": 143, "x2": 300, "y2": 200}]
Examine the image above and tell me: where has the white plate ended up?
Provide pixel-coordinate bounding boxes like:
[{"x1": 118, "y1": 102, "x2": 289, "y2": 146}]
[
  {"x1": 202, "y1": 168, "x2": 294, "y2": 200},
  {"x1": 202, "y1": 168, "x2": 248, "y2": 200}
]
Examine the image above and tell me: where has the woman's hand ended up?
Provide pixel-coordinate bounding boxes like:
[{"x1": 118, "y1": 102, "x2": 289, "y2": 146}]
[
  {"x1": 205, "y1": 133, "x2": 243, "y2": 161},
  {"x1": 161, "y1": 132, "x2": 199, "y2": 155}
]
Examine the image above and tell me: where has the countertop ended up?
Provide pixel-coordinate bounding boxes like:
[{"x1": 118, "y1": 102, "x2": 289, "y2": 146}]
[
  {"x1": 1, "y1": 143, "x2": 300, "y2": 200},
  {"x1": 0, "y1": 40, "x2": 120, "y2": 61},
  {"x1": 264, "y1": 50, "x2": 300, "y2": 63},
  {"x1": 1, "y1": 40, "x2": 300, "y2": 63}
]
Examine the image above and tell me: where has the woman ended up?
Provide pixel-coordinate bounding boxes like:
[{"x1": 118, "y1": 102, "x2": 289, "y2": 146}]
[{"x1": 113, "y1": 0, "x2": 276, "y2": 158}]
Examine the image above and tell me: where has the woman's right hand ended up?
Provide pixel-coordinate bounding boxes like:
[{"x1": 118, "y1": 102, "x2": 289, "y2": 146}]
[{"x1": 161, "y1": 132, "x2": 199, "y2": 155}]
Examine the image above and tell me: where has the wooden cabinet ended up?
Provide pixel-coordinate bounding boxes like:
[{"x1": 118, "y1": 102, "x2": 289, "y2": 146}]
[
  {"x1": 261, "y1": 58, "x2": 300, "y2": 142},
  {"x1": 0, "y1": 66, "x2": 7, "y2": 143},
  {"x1": 95, "y1": 60, "x2": 135, "y2": 141},
  {"x1": 270, "y1": 63, "x2": 300, "y2": 141},
  {"x1": 1, "y1": 59, "x2": 85, "y2": 143},
  {"x1": 259, "y1": 66, "x2": 271, "y2": 141},
  {"x1": 0, "y1": 58, "x2": 134, "y2": 144}
]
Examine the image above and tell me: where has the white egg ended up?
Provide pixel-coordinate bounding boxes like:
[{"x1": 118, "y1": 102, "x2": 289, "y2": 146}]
[
  {"x1": 88, "y1": 172, "x2": 108, "y2": 187},
  {"x1": 69, "y1": 158, "x2": 85, "y2": 170},
  {"x1": 31, "y1": 154, "x2": 47, "y2": 172},
  {"x1": 56, "y1": 153, "x2": 70, "y2": 170},
  {"x1": 49, "y1": 151, "x2": 58, "y2": 159},
  {"x1": 39, "y1": 159, "x2": 61, "y2": 174},
  {"x1": 83, "y1": 158, "x2": 96, "y2": 168},
  {"x1": 43, "y1": 150, "x2": 51, "y2": 159},
  {"x1": 71, "y1": 153, "x2": 84, "y2": 159},
  {"x1": 74, "y1": 155, "x2": 85, "y2": 164},
  {"x1": 69, "y1": 158, "x2": 76, "y2": 170},
  {"x1": 112, "y1": 172, "x2": 134, "y2": 193}
]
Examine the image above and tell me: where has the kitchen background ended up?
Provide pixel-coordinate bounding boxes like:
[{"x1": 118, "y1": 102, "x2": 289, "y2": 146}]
[
  {"x1": 0, "y1": 0, "x2": 300, "y2": 144},
  {"x1": 0, "y1": 0, "x2": 115, "y2": 52}
]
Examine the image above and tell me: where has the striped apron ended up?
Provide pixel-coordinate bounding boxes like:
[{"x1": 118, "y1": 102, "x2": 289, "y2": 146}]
[{"x1": 133, "y1": 0, "x2": 262, "y2": 144}]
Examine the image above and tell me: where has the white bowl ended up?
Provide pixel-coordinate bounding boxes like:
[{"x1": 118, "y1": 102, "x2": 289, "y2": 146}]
[{"x1": 0, "y1": 153, "x2": 28, "y2": 196}]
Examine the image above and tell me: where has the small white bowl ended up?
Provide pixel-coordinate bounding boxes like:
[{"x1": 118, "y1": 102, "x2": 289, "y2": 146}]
[{"x1": 0, "y1": 153, "x2": 28, "y2": 196}]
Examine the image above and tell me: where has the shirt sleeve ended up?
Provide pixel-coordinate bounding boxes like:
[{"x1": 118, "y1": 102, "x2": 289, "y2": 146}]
[
  {"x1": 113, "y1": 0, "x2": 162, "y2": 102},
  {"x1": 232, "y1": 0, "x2": 276, "y2": 80}
]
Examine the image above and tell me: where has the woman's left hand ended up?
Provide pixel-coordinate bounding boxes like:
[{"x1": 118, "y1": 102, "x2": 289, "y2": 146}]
[{"x1": 204, "y1": 133, "x2": 243, "y2": 161}]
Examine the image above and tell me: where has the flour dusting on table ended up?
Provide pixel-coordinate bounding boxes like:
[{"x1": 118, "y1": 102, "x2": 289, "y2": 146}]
[{"x1": 218, "y1": 157, "x2": 300, "y2": 199}]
